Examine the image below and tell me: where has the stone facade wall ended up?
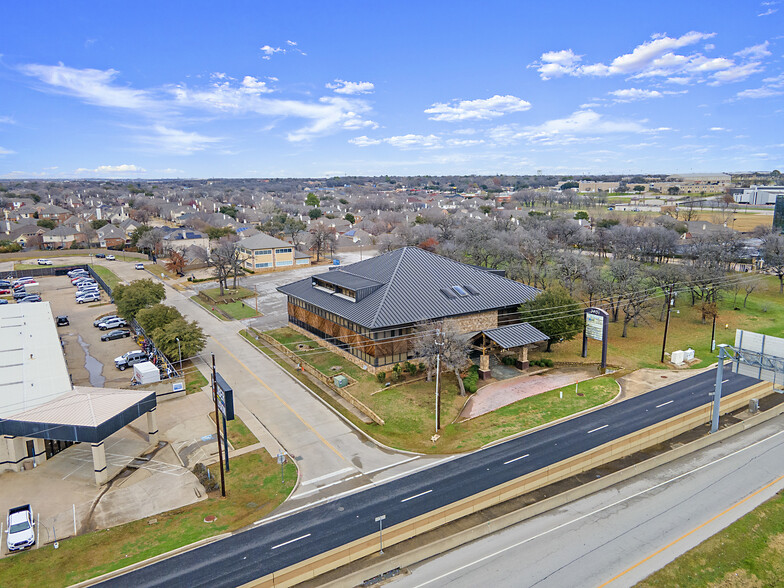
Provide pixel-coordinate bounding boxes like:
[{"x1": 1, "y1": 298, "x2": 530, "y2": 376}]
[{"x1": 444, "y1": 310, "x2": 498, "y2": 334}]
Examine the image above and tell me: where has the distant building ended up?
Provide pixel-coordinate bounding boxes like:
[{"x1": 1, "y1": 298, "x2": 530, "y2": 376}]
[
  {"x1": 237, "y1": 233, "x2": 311, "y2": 271},
  {"x1": 734, "y1": 185, "x2": 784, "y2": 206}
]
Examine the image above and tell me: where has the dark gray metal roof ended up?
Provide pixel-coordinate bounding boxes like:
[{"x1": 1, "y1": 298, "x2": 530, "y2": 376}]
[
  {"x1": 278, "y1": 247, "x2": 540, "y2": 329},
  {"x1": 312, "y1": 270, "x2": 383, "y2": 291},
  {"x1": 482, "y1": 323, "x2": 548, "y2": 349}
]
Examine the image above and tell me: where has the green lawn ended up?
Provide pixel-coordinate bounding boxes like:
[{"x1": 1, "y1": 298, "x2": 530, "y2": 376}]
[
  {"x1": 88, "y1": 264, "x2": 122, "y2": 291},
  {"x1": 210, "y1": 412, "x2": 257, "y2": 449},
  {"x1": 191, "y1": 295, "x2": 258, "y2": 320},
  {"x1": 0, "y1": 451, "x2": 297, "y2": 588},
  {"x1": 245, "y1": 328, "x2": 619, "y2": 454},
  {"x1": 184, "y1": 360, "x2": 208, "y2": 394},
  {"x1": 201, "y1": 286, "x2": 255, "y2": 303},
  {"x1": 636, "y1": 490, "x2": 784, "y2": 587},
  {"x1": 534, "y1": 275, "x2": 784, "y2": 372}
]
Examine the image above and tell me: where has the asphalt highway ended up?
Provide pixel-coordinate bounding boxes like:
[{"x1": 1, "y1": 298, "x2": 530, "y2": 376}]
[{"x1": 99, "y1": 367, "x2": 758, "y2": 588}]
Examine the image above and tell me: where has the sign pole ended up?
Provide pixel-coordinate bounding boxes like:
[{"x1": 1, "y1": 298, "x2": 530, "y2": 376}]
[
  {"x1": 661, "y1": 285, "x2": 673, "y2": 363},
  {"x1": 711, "y1": 345, "x2": 726, "y2": 434},
  {"x1": 222, "y1": 413, "x2": 230, "y2": 472},
  {"x1": 375, "y1": 515, "x2": 386, "y2": 554},
  {"x1": 211, "y1": 354, "x2": 226, "y2": 497}
]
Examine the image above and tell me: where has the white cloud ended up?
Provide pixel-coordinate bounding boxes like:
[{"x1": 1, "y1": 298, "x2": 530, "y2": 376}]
[
  {"x1": 736, "y1": 72, "x2": 784, "y2": 98},
  {"x1": 0, "y1": 116, "x2": 15, "y2": 124},
  {"x1": 75, "y1": 164, "x2": 146, "y2": 174},
  {"x1": 533, "y1": 31, "x2": 767, "y2": 85},
  {"x1": 241, "y1": 76, "x2": 273, "y2": 94},
  {"x1": 260, "y1": 45, "x2": 286, "y2": 60},
  {"x1": 326, "y1": 79, "x2": 375, "y2": 95},
  {"x1": 19, "y1": 63, "x2": 159, "y2": 110},
  {"x1": 709, "y1": 127, "x2": 728, "y2": 131},
  {"x1": 758, "y1": 7, "x2": 778, "y2": 16},
  {"x1": 489, "y1": 110, "x2": 649, "y2": 145},
  {"x1": 137, "y1": 125, "x2": 221, "y2": 154},
  {"x1": 735, "y1": 41, "x2": 772, "y2": 59},
  {"x1": 445, "y1": 138, "x2": 485, "y2": 147},
  {"x1": 425, "y1": 95, "x2": 532, "y2": 122},
  {"x1": 0, "y1": 146, "x2": 14, "y2": 155},
  {"x1": 608, "y1": 88, "x2": 663, "y2": 102},
  {"x1": 350, "y1": 134, "x2": 441, "y2": 149}
]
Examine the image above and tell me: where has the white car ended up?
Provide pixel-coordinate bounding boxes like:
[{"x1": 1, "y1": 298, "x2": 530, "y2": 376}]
[
  {"x1": 99, "y1": 317, "x2": 127, "y2": 330},
  {"x1": 106, "y1": 254, "x2": 116, "y2": 261},
  {"x1": 76, "y1": 292, "x2": 100, "y2": 303},
  {"x1": 37, "y1": 259, "x2": 52, "y2": 266},
  {"x1": 6, "y1": 505, "x2": 35, "y2": 551}
]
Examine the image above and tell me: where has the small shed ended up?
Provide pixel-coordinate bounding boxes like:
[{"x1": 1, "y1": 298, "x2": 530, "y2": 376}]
[{"x1": 134, "y1": 361, "x2": 161, "y2": 385}]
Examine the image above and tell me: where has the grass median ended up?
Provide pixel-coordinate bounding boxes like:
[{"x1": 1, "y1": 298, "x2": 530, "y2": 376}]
[
  {"x1": 88, "y1": 264, "x2": 122, "y2": 291},
  {"x1": 0, "y1": 450, "x2": 297, "y2": 588}
]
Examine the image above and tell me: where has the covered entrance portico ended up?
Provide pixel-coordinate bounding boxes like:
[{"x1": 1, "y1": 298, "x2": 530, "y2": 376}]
[
  {"x1": 470, "y1": 323, "x2": 549, "y2": 380},
  {"x1": 0, "y1": 387, "x2": 158, "y2": 486}
]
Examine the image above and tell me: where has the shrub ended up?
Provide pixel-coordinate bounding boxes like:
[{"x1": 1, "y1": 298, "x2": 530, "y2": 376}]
[
  {"x1": 390, "y1": 371, "x2": 399, "y2": 383},
  {"x1": 404, "y1": 361, "x2": 418, "y2": 376},
  {"x1": 418, "y1": 362, "x2": 426, "y2": 373},
  {"x1": 192, "y1": 463, "x2": 219, "y2": 492},
  {"x1": 463, "y1": 364, "x2": 480, "y2": 394},
  {"x1": 530, "y1": 359, "x2": 541, "y2": 367},
  {"x1": 376, "y1": 372, "x2": 386, "y2": 384},
  {"x1": 501, "y1": 355, "x2": 517, "y2": 366},
  {"x1": 542, "y1": 358, "x2": 554, "y2": 367}
]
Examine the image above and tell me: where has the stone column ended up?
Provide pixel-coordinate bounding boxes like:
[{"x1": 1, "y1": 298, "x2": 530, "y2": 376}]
[
  {"x1": 32, "y1": 438, "x2": 47, "y2": 467},
  {"x1": 515, "y1": 346, "x2": 530, "y2": 370},
  {"x1": 479, "y1": 354, "x2": 491, "y2": 380},
  {"x1": 92, "y1": 441, "x2": 108, "y2": 486},
  {"x1": 4, "y1": 436, "x2": 27, "y2": 472},
  {"x1": 147, "y1": 408, "x2": 159, "y2": 446}
]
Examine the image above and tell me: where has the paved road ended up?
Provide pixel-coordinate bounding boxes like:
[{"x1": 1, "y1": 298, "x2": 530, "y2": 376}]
[
  {"x1": 98, "y1": 366, "x2": 760, "y2": 587},
  {"x1": 394, "y1": 412, "x2": 784, "y2": 588},
  {"x1": 102, "y1": 257, "x2": 442, "y2": 511}
]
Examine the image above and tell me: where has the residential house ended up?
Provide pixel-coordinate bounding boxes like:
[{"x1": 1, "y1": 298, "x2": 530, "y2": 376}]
[
  {"x1": 36, "y1": 204, "x2": 71, "y2": 222},
  {"x1": 162, "y1": 228, "x2": 209, "y2": 253},
  {"x1": 237, "y1": 233, "x2": 311, "y2": 272},
  {"x1": 277, "y1": 246, "x2": 542, "y2": 372},
  {"x1": 96, "y1": 224, "x2": 127, "y2": 249},
  {"x1": 41, "y1": 225, "x2": 83, "y2": 249}
]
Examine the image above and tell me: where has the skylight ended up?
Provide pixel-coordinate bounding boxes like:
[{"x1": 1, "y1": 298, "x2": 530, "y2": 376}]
[{"x1": 452, "y1": 286, "x2": 469, "y2": 297}]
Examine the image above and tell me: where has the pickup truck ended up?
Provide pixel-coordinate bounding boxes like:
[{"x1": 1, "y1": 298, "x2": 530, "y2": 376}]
[{"x1": 6, "y1": 505, "x2": 35, "y2": 551}]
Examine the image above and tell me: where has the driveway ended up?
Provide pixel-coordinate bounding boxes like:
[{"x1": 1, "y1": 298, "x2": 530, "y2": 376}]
[{"x1": 100, "y1": 255, "x2": 448, "y2": 511}]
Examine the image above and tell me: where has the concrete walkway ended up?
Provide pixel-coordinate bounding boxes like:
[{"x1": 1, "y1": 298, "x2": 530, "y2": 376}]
[{"x1": 461, "y1": 367, "x2": 597, "y2": 419}]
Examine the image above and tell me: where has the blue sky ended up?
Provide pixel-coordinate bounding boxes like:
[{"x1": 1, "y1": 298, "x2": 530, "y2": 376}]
[{"x1": 0, "y1": 1, "x2": 782, "y2": 179}]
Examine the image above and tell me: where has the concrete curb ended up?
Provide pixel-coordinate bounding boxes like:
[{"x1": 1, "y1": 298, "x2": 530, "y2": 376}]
[
  {"x1": 314, "y1": 401, "x2": 784, "y2": 588},
  {"x1": 69, "y1": 533, "x2": 232, "y2": 588}
]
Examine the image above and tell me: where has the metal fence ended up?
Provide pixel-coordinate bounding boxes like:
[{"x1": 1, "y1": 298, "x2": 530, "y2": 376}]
[
  {"x1": 2, "y1": 263, "x2": 89, "y2": 279},
  {"x1": 86, "y1": 265, "x2": 113, "y2": 302},
  {"x1": 129, "y1": 318, "x2": 181, "y2": 378}
]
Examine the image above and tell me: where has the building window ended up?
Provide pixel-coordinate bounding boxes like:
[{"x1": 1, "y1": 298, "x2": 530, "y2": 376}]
[
  {"x1": 275, "y1": 248, "x2": 292, "y2": 254},
  {"x1": 255, "y1": 249, "x2": 272, "y2": 255},
  {"x1": 296, "y1": 258, "x2": 310, "y2": 265},
  {"x1": 277, "y1": 260, "x2": 293, "y2": 266},
  {"x1": 255, "y1": 262, "x2": 272, "y2": 268}
]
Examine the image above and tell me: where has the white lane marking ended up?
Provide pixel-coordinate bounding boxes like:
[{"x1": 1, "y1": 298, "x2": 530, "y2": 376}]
[
  {"x1": 296, "y1": 474, "x2": 364, "y2": 498},
  {"x1": 504, "y1": 454, "x2": 530, "y2": 465},
  {"x1": 401, "y1": 489, "x2": 433, "y2": 503},
  {"x1": 587, "y1": 424, "x2": 609, "y2": 434},
  {"x1": 411, "y1": 428, "x2": 784, "y2": 588},
  {"x1": 270, "y1": 533, "x2": 311, "y2": 550},
  {"x1": 722, "y1": 379, "x2": 729, "y2": 383},
  {"x1": 656, "y1": 400, "x2": 674, "y2": 408},
  {"x1": 301, "y1": 467, "x2": 354, "y2": 486},
  {"x1": 362, "y1": 456, "x2": 421, "y2": 477},
  {"x1": 254, "y1": 456, "x2": 459, "y2": 526}
]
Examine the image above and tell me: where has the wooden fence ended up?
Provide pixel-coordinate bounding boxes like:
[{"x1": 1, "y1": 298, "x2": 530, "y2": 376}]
[{"x1": 249, "y1": 328, "x2": 385, "y2": 426}]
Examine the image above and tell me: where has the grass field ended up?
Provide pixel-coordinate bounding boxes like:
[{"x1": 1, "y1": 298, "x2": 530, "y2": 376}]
[
  {"x1": 202, "y1": 286, "x2": 255, "y2": 302},
  {"x1": 88, "y1": 264, "x2": 122, "y2": 290},
  {"x1": 191, "y1": 295, "x2": 258, "y2": 320},
  {"x1": 183, "y1": 360, "x2": 208, "y2": 394},
  {"x1": 532, "y1": 275, "x2": 784, "y2": 371},
  {"x1": 637, "y1": 490, "x2": 784, "y2": 587},
  {"x1": 210, "y1": 412, "x2": 257, "y2": 449},
  {"x1": 246, "y1": 328, "x2": 619, "y2": 454},
  {"x1": 689, "y1": 210, "x2": 772, "y2": 232},
  {"x1": 0, "y1": 451, "x2": 297, "y2": 588}
]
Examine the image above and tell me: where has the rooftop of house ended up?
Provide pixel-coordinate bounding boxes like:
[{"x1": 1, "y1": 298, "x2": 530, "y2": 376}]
[
  {"x1": 238, "y1": 232, "x2": 294, "y2": 250},
  {"x1": 278, "y1": 246, "x2": 539, "y2": 330}
]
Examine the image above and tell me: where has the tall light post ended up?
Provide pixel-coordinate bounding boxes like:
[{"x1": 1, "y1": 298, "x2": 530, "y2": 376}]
[
  {"x1": 434, "y1": 329, "x2": 444, "y2": 432},
  {"x1": 176, "y1": 337, "x2": 182, "y2": 374}
]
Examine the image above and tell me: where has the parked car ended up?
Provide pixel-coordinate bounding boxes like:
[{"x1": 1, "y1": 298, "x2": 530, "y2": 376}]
[
  {"x1": 56, "y1": 315, "x2": 70, "y2": 326},
  {"x1": 13, "y1": 281, "x2": 37, "y2": 292},
  {"x1": 72, "y1": 277, "x2": 95, "y2": 286},
  {"x1": 106, "y1": 254, "x2": 116, "y2": 261},
  {"x1": 98, "y1": 317, "x2": 127, "y2": 330},
  {"x1": 6, "y1": 505, "x2": 35, "y2": 552},
  {"x1": 0, "y1": 288, "x2": 11, "y2": 295},
  {"x1": 37, "y1": 259, "x2": 52, "y2": 265},
  {"x1": 76, "y1": 291, "x2": 99, "y2": 300},
  {"x1": 135, "y1": 263, "x2": 144, "y2": 270},
  {"x1": 0, "y1": 279, "x2": 11, "y2": 287},
  {"x1": 115, "y1": 350, "x2": 149, "y2": 370},
  {"x1": 101, "y1": 328, "x2": 131, "y2": 341},
  {"x1": 68, "y1": 271, "x2": 89, "y2": 280},
  {"x1": 13, "y1": 289, "x2": 29, "y2": 300},
  {"x1": 18, "y1": 294, "x2": 42, "y2": 303},
  {"x1": 13, "y1": 277, "x2": 35, "y2": 287},
  {"x1": 94, "y1": 315, "x2": 119, "y2": 327},
  {"x1": 95, "y1": 253, "x2": 106, "y2": 258},
  {"x1": 76, "y1": 292, "x2": 100, "y2": 304},
  {"x1": 0, "y1": 299, "x2": 8, "y2": 305},
  {"x1": 67, "y1": 268, "x2": 87, "y2": 276}
]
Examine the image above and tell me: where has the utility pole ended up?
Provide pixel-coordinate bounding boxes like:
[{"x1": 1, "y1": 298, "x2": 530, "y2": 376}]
[
  {"x1": 435, "y1": 329, "x2": 444, "y2": 432},
  {"x1": 711, "y1": 313, "x2": 717, "y2": 352},
  {"x1": 661, "y1": 285, "x2": 674, "y2": 363},
  {"x1": 254, "y1": 284, "x2": 258, "y2": 314},
  {"x1": 211, "y1": 354, "x2": 226, "y2": 497},
  {"x1": 711, "y1": 345, "x2": 727, "y2": 433}
]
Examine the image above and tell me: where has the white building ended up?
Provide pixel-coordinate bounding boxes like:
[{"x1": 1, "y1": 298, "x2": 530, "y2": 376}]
[{"x1": 734, "y1": 185, "x2": 784, "y2": 206}]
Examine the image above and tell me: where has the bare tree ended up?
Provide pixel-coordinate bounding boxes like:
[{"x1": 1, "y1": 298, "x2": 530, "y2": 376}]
[
  {"x1": 307, "y1": 223, "x2": 337, "y2": 262},
  {"x1": 137, "y1": 228, "x2": 164, "y2": 256},
  {"x1": 209, "y1": 239, "x2": 239, "y2": 295},
  {"x1": 743, "y1": 277, "x2": 759, "y2": 308},
  {"x1": 761, "y1": 233, "x2": 784, "y2": 293},
  {"x1": 412, "y1": 321, "x2": 471, "y2": 395}
]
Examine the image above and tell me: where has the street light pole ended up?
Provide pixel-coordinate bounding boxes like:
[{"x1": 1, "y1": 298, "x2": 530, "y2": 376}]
[
  {"x1": 661, "y1": 285, "x2": 674, "y2": 363},
  {"x1": 176, "y1": 337, "x2": 182, "y2": 374},
  {"x1": 434, "y1": 329, "x2": 444, "y2": 432}
]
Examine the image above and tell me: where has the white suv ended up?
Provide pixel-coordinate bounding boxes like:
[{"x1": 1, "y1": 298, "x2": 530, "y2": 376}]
[{"x1": 99, "y1": 317, "x2": 127, "y2": 330}]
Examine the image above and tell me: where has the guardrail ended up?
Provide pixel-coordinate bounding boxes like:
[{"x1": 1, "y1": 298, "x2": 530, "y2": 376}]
[
  {"x1": 248, "y1": 328, "x2": 384, "y2": 426},
  {"x1": 249, "y1": 380, "x2": 774, "y2": 587}
]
